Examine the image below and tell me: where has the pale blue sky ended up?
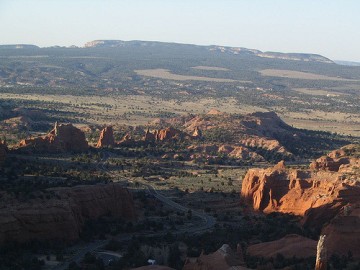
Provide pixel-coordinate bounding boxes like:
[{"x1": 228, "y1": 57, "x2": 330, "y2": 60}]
[{"x1": 1, "y1": 0, "x2": 360, "y2": 61}]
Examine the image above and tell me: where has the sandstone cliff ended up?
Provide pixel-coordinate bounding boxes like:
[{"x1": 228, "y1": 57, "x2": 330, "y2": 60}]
[
  {"x1": 18, "y1": 122, "x2": 88, "y2": 152},
  {"x1": 241, "y1": 144, "x2": 360, "y2": 258},
  {"x1": 96, "y1": 126, "x2": 115, "y2": 147},
  {"x1": 0, "y1": 183, "x2": 135, "y2": 244}
]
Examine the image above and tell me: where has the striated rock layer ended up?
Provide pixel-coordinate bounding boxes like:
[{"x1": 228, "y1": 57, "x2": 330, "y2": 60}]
[
  {"x1": 18, "y1": 122, "x2": 88, "y2": 152},
  {"x1": 0, "y1": 183, "x2": 135, "y2": 244},
  {"x1": 96, "y1": 126, "x2": 115, "y2": 147},
  {"x1": 241, "y1": 144, "x2": 360, "y2": 258}
]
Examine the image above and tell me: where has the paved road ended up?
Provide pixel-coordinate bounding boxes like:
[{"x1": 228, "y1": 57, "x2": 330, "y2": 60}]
[{"x1": 53, "y1": 150, "x2": 216, "y2": 269}]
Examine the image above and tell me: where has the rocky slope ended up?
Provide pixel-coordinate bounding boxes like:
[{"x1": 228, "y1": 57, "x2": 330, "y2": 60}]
[
  {"x1": 0, "y1": 183, "x2": 135, "y2": 244},
  {"x1": 18, "y1": 122, "x2": 88, "y2": 152},
  {"x1": 241, "y1": 144, "x2": 360, "y2": 258}
]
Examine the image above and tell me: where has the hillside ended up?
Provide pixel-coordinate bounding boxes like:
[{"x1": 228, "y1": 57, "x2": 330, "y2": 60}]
[{"x1": 0, "y1": 39, "x2": 359, "y2": 139}]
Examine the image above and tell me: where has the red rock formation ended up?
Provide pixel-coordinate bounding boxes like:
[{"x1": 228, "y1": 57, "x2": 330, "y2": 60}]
[
  {"x1": 321, "y1": 205, "x2": 360, "y2": 259},
  {"x1": 192, "y1": 127, "x2": 202, "y2": 138},
  {"x1": 96, "y1": 126, "x2": 115, "y2": 147},
  {"x1": 183, "y1": 244, "x2": 248, "y2": 270},
  {"x1": 0, "y1": 183, "x2": 135, "y2": 244},
  {"x1": 144, "y1": 127, "x2": 189, "y2": 142},
  {"x1": 240, "y1": 136, "x2": 290, "y2": 154},
  {"x1": 247, "y1": 234, "x2": 317, "y2": 259},
  {"x1": 241, "y1": 160, "x2": 360, "y2": 226},
  {"x1": 241, "y1": 145, "x2": 360, "y2": 258},
  {"x1": 18, "y1": 122, "x2": 88, "y2": 152},
  {"x1": 310, "y1": 148, "x2": 351, "y2": 171}
]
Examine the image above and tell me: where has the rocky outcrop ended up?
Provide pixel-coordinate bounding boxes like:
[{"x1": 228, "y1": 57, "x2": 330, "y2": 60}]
[
  {"x1": 247, "y1": 234, "x2": 317, "y2": 259},
  {"x1": 0, "y1": 183, "x2": 135, "y2": 244},
  {"x1": 192, "y1": 127, "x2": 202, "y2": 138},
  {"x1": 96, "y1": 126, "x2": 115, "y2": 147},
  {"x1": 241, "y1": 145, "x2": 360, "y2": 259},
  {"x1": 183, "y1": 244, "x2": 248, "y2": 270},
  {"x1": 144, "y1": 127, "x2": 189, "y2": 143},
  {"x1": 321, "y1": 205, "x2": 360, "y2": 259},
  {"x1": 240, "y1": 137, "x2": 289, "y2": 155},
  {"x1": 310, "y1": 148, "x2": 351, "y2": 171},
  {"x1": 18, "y1": 122, "x2": 88, "y2": 153},
  {"x1": 188, "y1": 144, "x2": 263, "y2": 162}
]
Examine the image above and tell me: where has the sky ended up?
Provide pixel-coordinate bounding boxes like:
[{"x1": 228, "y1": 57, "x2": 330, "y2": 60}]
[{"x1": 1, "y1": 0, "x2": 360, "y2": 61}]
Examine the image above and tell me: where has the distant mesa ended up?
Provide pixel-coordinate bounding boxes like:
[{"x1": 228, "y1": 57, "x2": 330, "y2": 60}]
[
  {"x1": 0, "y1": 44, "x2": 39, "y2": 49},
  {"x1": 83, "y1": 40, "x2": 334, "y2": 63},
  {"x1": 18, "y1": 122, "x2": 88, "y2": 153}
]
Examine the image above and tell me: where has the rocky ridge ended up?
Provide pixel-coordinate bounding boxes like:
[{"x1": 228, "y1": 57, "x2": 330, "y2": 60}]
[{"x1": 83, "y1": 40, "x2": 333, "y2": 63}]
